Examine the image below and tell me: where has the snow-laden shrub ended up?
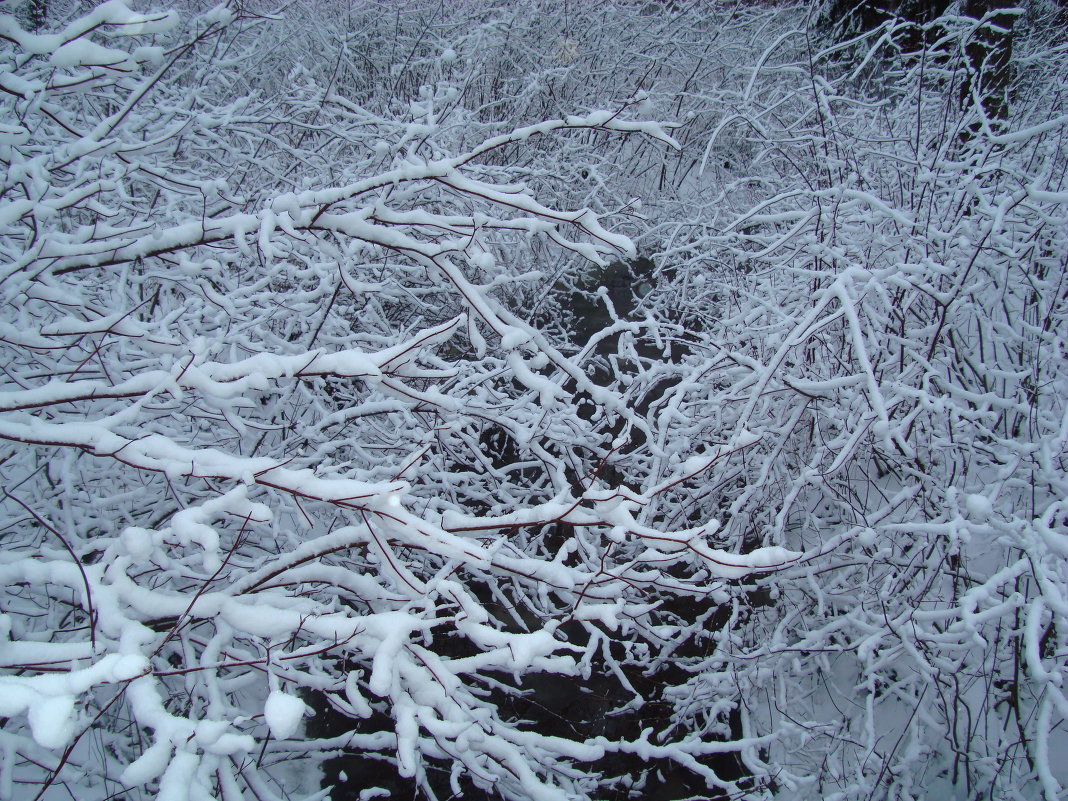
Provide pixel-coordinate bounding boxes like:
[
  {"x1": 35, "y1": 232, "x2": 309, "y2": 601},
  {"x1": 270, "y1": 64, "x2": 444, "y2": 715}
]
[
  {"x1": 3, "y1": 2, "x2": 1068, "y2": 800},
  {"x1": 628, "y1": 7, "x2": 1068, "y2": 799},
  {"x1": 0, "y1": 4, "x2": 797, "y2": 800}
]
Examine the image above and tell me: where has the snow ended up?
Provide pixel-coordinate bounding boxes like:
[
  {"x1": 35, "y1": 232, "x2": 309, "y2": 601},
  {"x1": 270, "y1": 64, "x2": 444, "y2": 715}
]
[
  {"x1": 120, "y1": 526, "x2": 155, "y2": 559},
  {"x1": 500, "y1": 329, "x2": 532, "y2": 350},
  {"x1": 508, "y1": 350, "x2": 564, "y2": 406},
  {"x1": 264, "y1": 691, "x2": 308, "y2": 740},
  {"x1": 26, "y1": 696, "x2": 75, "y2": 749},
  {"x1": 50, "y1": 40, "x2": 130, "y2": 68},
  {"x1": 121, "y1": 740, "x2": 173, "y2": 787},
  {"x1": 156, "y1": 750, "x2": 199, "y2": 801},
  {"x1": 965, "y1": 493, "x2": 993, "y2": 521}
]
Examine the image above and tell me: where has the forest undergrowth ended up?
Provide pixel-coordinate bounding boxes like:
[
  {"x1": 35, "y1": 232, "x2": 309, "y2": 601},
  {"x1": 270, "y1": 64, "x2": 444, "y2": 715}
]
[{"x1": 1, "y1": 1, "x2": 1067, "y2": 800}]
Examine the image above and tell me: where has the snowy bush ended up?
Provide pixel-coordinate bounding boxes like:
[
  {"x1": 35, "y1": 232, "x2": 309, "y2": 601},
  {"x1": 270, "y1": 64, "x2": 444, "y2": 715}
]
[
  {"x1": 1, "y1": 2, "x2": 1067, "y2": 801},
  {"x1": 628, "y1": 6, "x2": 1068, "y2": 799},
  {"x1": 0, "y1": 3, "x2": 798, "y2": 800}
]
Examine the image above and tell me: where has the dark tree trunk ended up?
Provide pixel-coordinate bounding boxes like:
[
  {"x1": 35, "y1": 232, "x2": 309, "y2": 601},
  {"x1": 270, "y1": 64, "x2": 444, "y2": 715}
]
[
  {"x1": 961, "y1": 0, "x2": 1017, "y2": 129},
  {"x1": 819, "y1": 0, "x2": 953, "y2": 89},
  {"x1": 823, "y1": 0, "x2": 949, "y2": 40}
]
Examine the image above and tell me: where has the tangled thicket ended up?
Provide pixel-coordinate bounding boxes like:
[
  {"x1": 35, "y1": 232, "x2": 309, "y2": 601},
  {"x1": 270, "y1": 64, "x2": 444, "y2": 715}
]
[{"x1": 1, "y1": 2, "x2": 1067, "y2": 800}]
